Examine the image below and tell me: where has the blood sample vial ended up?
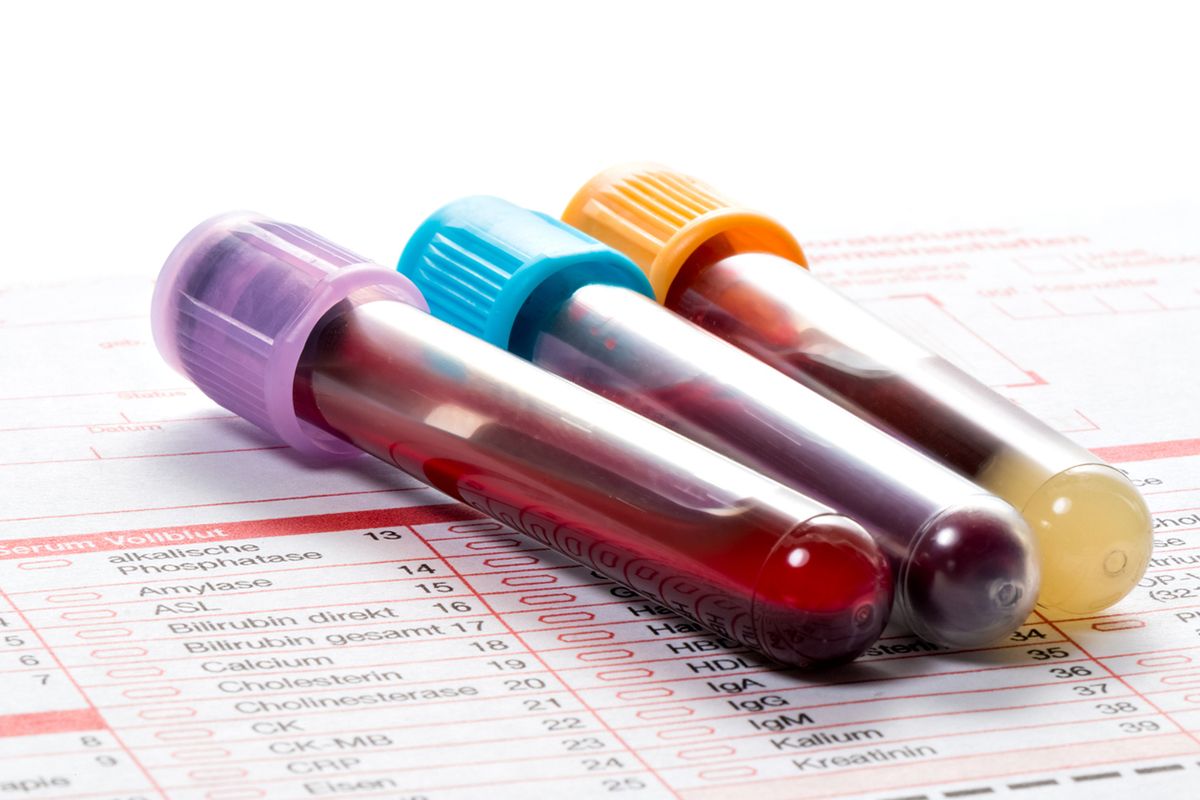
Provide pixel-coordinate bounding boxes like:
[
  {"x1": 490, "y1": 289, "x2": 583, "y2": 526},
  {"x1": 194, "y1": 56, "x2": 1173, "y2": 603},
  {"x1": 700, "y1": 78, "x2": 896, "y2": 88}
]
[
  {"x1": 398, "y1": 197, "x2": 1041, "y2": 647},
  {"x1": 150, "y1": 211, "x2": 892, "y2": 668},
  {"x1": 562, "y1": 162, "x2": 1153, "y2": 616}
]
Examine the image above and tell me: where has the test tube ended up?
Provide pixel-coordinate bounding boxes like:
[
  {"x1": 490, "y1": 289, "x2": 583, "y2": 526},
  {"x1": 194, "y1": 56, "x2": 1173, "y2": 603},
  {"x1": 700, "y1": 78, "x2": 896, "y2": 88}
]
[
  {"x1": 397, "y1": 196, "x2": 1040, "y2": 648},
  {"x1": 150, "y1": 211, "x2": 892, "y2": 668},
  {"x1": 562, "y1": 162, "x2": 1153, "y2": 616}
]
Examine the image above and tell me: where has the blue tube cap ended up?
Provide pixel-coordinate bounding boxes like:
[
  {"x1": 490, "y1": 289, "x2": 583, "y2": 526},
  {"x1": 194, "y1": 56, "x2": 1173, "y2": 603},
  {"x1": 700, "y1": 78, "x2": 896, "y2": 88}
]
[{"x1": 397, "y1": 196, "x2": 653, "y2": 350}]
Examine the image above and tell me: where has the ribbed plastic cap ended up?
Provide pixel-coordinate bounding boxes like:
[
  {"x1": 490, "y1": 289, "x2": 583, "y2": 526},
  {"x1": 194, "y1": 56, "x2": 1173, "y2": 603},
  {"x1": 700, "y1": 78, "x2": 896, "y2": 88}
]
[
  {"x1": 396, "y1": 196, "x2": 652, "y2": 350},
  {"x1": 562, "y1": 162, "x2": 808, "y2": 300},
  {"x1": 150, "y1": 211, "x2": 428, "y2": 458}
]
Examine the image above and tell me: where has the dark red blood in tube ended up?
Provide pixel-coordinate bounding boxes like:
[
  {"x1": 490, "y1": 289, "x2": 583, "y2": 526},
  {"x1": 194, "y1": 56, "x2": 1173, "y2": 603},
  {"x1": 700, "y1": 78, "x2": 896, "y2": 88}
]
[{"x1": 292, "y1": 296, "x2": 891, "y2": 667}]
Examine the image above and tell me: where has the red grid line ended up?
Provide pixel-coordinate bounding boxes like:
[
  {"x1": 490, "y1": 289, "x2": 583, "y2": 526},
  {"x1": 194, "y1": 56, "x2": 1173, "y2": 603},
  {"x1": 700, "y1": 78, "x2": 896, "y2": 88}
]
[
  {"x1": 0, "y1": 414, "x2": 237, "y2": 433},
  {"x1": 0, "y1": 486, "x2": 422, "y2": 524},
  {"x1": 0, "y1": 444, "x2": 288, "y2": 468},
  {"x1": 0, "y1": 387, "x2": 194, "y2": 402}
]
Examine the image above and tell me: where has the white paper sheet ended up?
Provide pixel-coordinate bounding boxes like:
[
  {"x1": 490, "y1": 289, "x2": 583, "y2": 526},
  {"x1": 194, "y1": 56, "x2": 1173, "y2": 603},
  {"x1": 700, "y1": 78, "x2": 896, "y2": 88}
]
[{"x1": 3, "y1": 213, "x2": 1199, "y2": 800}]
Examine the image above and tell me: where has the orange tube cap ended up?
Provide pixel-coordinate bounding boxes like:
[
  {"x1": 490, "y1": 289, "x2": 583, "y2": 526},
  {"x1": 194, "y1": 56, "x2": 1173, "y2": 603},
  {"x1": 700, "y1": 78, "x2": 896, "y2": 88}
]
[{"x1": 562, "y1": 162, "x2": 807, "y2": 300}]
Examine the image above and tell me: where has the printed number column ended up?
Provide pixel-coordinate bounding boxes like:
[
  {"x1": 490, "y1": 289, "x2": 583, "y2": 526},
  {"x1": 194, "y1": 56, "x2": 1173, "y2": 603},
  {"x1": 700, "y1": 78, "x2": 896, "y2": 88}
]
[
  {"x1": 413, "y1": 517, "x2": 682, "y2": 798},
  {"x1": 0, "y1": 557, "x2": 161, "y2": 798},
  {"x1": 1044, "y1": 500, "x2": 1200, "y2": 770}
]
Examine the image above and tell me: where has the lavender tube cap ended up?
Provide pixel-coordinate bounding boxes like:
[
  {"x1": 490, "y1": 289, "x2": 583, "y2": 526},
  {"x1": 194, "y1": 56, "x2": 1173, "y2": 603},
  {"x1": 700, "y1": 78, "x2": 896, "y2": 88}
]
[{"x1": 150, "y1": 211, "x2": 428, "y2": 458}]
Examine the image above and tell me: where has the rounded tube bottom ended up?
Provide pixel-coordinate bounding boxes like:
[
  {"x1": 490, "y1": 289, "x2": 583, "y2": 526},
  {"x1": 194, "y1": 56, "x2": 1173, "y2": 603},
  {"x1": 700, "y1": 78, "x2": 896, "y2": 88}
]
[
  {"x1": 899, "y1": 496, "x2": 1041, "y2": 648},
  {"x1": 753, "y1": 515, "x2": 893, "y2": 668},
  {"x1": 1024, "y1": 464, "x2": 1153, "y2": 615}
]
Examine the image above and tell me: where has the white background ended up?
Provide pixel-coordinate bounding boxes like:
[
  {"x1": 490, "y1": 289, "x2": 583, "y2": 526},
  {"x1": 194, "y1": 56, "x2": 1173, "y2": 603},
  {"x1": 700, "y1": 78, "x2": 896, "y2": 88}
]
[{"x1": 1, "y1": 1, "x2": 1198, "y2": 285}]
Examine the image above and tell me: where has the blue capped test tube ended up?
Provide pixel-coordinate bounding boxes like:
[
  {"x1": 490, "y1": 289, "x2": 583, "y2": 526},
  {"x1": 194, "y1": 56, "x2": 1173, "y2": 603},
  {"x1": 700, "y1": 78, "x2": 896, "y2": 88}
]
[{"x1": 397, "y1": 196, "x2": 1041, "y2": 648}]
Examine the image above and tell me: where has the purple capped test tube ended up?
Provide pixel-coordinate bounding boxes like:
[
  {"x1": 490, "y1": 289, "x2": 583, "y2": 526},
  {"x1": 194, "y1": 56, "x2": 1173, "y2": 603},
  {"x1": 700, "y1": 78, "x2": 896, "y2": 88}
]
[{"x1": 150, "y1": 212, "x2": 893, "y2": 669}]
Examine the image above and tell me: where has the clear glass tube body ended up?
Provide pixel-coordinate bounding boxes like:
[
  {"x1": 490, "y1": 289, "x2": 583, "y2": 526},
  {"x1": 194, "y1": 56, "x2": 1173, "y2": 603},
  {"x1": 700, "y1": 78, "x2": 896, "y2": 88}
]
[
  {"x1": 665, "y1": 250, "x2": 1152, "y2": 615},
  {"x1": 292, "y1": 295, "x2": 892, "y2": 668},
  {"x1": 525, "y1": 283, "x2": 1039, "y2": 648}
]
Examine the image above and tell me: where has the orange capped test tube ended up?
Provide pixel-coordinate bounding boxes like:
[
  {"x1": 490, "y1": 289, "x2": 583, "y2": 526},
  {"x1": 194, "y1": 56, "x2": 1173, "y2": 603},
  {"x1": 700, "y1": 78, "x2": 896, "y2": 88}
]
[{"x1": 563, "y1": 163, "x2": 1152, "y2": 616}]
